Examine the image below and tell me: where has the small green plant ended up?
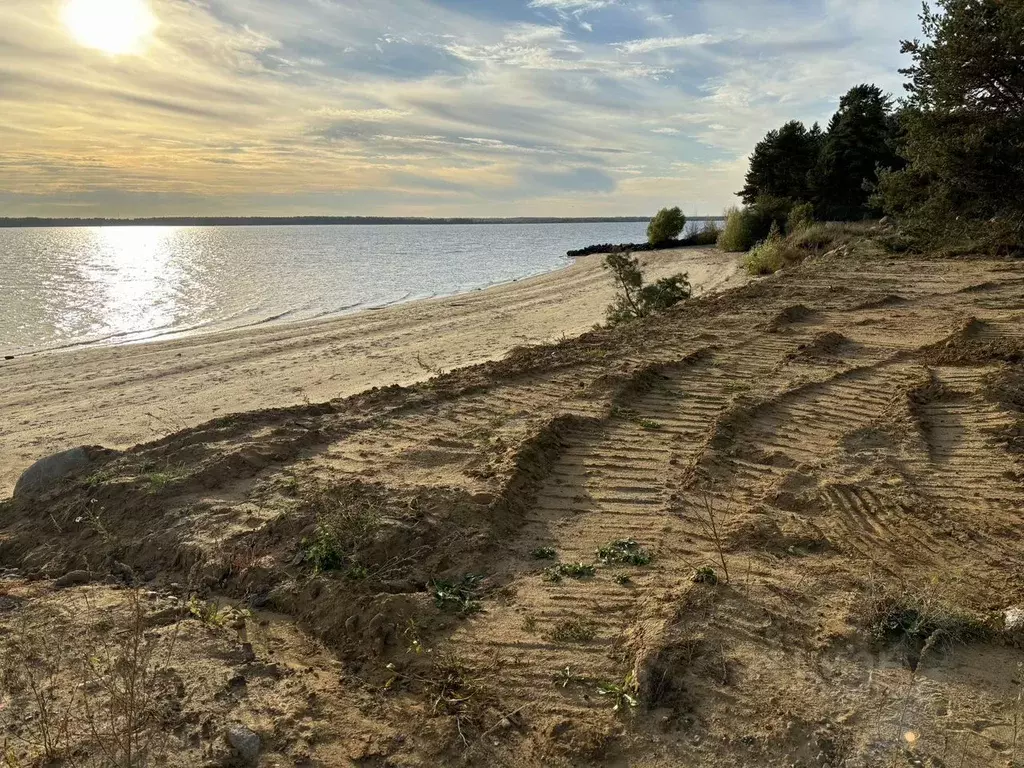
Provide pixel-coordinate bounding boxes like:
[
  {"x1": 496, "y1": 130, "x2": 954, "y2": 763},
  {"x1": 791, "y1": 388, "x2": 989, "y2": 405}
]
[
  {"x1": 597, "y1": 539, "x2": 653, "y2": 566},
  {"x1": 530, "y1": 547, "x2": 557, "y2": 560},
  {"x1": 431, "y1": 575, "x2": 484, "y2": 615},
  {"x1": 614, "y1": 574, "x2": 633, "y2": 586},
  {"x1": 302, "y1": 523, "x2": 345, "y2": 573},
  {"x1": 647, "y1": 206, "x2": 687, "y2": 246},
  {"x1": 543, "y1": 562, "x2": 597, "y2": 583},
  {"x1": 692, "y1": 566, "x2": 719, "y2": 585},
  {"x1": 346, "y1": 564, "x2": 370, "y2": 581},
  {"x1": 187, "y1": 596, "x2": 236, "y2": 627},
  {"x1": 636, "y1": 418, "x2": 661, "y2": 431},
  {"x1": 553, "y1": 666, "x2": 588, "y2": 688},
  {"x1": 597, "y1": 673, "x2": 639, "y2": 712},
  {"x1": 603, "y1": 252, "x2": 691, "y2": 326},
  {"x1": 545, "y1": 615, "x2": 597, "y2": 643},
  {"x1": 145, "y1": 471, "x2": 176, "y2": 494}
]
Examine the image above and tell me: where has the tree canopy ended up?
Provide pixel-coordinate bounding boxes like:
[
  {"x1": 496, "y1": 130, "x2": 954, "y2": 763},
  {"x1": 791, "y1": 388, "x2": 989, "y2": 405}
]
[
  {"x1": 740, "y1": 121, "x2": 821, "y2": 206},
  {"x1": 877, "y1": 0, "x2": 1024, "y2": 244},
  {"x1": 739, "y1": 85, "x2": 903, "y2": 223},
  {"x1": 647, "y1": 207, "x2": 687, "y2": 246},
  {"x1": 809, "y1": 84, "x2": 904, "y2": 220}
]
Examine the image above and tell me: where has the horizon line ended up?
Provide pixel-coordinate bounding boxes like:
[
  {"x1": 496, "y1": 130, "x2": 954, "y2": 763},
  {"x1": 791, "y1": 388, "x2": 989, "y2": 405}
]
[{"x1": 0, "y1": 214, "x2": 726, "y2": 228}]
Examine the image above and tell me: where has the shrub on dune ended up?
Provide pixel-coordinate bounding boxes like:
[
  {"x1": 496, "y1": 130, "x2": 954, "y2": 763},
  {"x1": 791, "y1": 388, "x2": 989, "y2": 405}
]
[
  {"x1": 718, "y1": 207, "x2": 759, "y2": 252},
  {"x1": 647, "y1": 207, "x2": 687, "y2": 246},
  {"x1": 691, "y1": 220, "x2": 722, "y2": 246},
  {"x1": 603, "y1": 251, "x2": 691, "y2": 325},
  {"x1": 745, "y1": 222, "x2": 792, "y2": 275},
  {"x1": 787, "y1": 202, "x2": 815, "y2": 234}
]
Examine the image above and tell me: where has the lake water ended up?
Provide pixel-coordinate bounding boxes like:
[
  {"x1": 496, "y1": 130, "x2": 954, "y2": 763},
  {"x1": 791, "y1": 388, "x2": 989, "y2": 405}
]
[{"x1": 0, "y1": 222, "x2": 650, "y2": 356}]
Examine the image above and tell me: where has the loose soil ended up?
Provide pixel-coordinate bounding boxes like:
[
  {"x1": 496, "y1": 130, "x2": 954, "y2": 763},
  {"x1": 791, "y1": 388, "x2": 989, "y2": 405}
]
[{"x1": 3, "y1": 237, "x2": 1024, "y2": 767}]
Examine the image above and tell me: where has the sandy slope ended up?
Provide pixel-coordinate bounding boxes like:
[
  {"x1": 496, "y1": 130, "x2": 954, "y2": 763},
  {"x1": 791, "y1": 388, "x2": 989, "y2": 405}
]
[
  {"x1": 5, "y1": 236, "x2": 1024, "y2": 766},
  {"x1": 0, "y1": 247, "x2": 745, "y2": 496}
]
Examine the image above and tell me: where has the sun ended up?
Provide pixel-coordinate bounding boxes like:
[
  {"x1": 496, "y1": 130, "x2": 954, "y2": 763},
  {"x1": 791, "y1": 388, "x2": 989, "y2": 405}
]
[{"x1": 63, "y1": 0, "x2": 157, "y2": 55}]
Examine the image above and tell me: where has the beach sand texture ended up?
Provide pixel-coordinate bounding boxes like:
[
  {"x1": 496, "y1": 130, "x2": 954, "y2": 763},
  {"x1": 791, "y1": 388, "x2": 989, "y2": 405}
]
[
  {"x1": 0, "y1": 247, "x2": 745, "y2": 495},
  {"x1": 5, "y1": 239, "x2": 1024, "y2": 766}
]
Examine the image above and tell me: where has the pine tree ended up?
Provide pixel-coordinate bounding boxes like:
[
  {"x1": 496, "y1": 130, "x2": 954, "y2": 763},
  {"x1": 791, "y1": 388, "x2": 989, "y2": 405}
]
[
  {"x1": 740, "y1": 121, "x2": 820, "y2": 205},
  {"x1": 878, "y1": 0, "x2": 1024, "y2": 243},
  {"x1": 810, "y1": 84, "x2": 903, "y2": 220}
]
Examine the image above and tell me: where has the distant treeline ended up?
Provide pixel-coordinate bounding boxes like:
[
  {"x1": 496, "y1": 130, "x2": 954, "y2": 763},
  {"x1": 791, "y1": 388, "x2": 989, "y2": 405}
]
[{"x1": 0, "y1": 215, "x2": 679, "y2": 228}]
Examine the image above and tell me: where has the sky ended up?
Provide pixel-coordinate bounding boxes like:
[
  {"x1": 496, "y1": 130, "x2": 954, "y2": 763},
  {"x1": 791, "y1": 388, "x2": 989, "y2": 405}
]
[{"x1": 0, "y1": 0, "x2": 924, "y2": 218}]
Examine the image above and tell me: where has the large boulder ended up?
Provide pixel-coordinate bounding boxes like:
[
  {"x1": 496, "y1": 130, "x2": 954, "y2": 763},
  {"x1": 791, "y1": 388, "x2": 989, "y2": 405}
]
[{"x1": 12, "y1": 446, "x2": 118, "y2": 501}]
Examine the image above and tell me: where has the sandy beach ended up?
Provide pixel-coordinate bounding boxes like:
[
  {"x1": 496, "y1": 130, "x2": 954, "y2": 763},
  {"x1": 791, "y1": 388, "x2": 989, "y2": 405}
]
[{"x1": 0, "y1": 246, "x2": 745, "y2": 495}]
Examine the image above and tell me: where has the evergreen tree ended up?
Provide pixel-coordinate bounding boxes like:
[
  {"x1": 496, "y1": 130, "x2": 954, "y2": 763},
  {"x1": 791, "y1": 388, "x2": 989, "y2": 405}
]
[
  {"x1": 740, "y1": 120, "x2": 820, "y2": 205},
  {"x1": 810, "y1": 84, "x2": 902, "y2": 220},
  {"x1": 878, "y1": 0, "x2": 1024, "y2": 243}
]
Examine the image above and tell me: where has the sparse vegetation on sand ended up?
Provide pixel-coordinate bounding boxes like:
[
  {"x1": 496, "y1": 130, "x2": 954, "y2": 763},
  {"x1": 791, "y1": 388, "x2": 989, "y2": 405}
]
[
  {"x1": 545, "y1": 615, "x2": 597, "y2": 643},
  {"x1": 596, "y1": 539, "x2": 653, "y2": 566},
  {"x1": 603, "y1": 251, "x2": 691, "y2": 325},
  {"x1": 5, "y1": 225, "x2": 1024, "y2": 765},
  {"x1": 542, "y1": 562, "x2": 597, "y2": 582}
]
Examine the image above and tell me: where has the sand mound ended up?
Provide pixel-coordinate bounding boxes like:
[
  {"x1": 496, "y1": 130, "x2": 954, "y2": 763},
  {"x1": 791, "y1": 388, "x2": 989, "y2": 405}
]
[
  {"x1": 767, "y1": 303, "x2": 815, "y2": 332},
  {"x1": 921, "y1": 316, "x2": 1024, "y2": 365},
  {"x1": 787, "y1": 331, "x2": 853, "y2": 361},
  {"x1": 852, "y1": 293, "x2": 908, "y2": 310}
]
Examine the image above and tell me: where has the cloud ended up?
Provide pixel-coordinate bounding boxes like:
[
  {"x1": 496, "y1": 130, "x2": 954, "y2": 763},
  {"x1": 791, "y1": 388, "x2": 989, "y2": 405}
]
[
  {"x1": 615, "y1": 34, "x2": 728, "y2": 55},
  {"x1": 0, "y1": 0, "x2": 924, "y2": 216},
  {"x1": 523, "y1": 166, "x2": 617, "y2": 193},
  {"x1": 527, "y1": 0, "x2": 616, "y2": 12}
]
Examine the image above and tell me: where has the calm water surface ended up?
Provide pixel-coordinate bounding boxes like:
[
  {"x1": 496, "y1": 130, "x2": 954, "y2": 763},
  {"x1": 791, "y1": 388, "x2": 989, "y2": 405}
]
[{"x1": 0, "y1": 222, "x2": 649, "y2": 356}]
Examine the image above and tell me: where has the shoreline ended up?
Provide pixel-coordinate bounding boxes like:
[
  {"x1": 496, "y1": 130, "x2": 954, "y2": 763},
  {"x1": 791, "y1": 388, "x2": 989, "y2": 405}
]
[
  {"x1": 0, "y1": 246, "x2": 746, "y2": 496},
  {"x1": 2, "y1": 258, "x2": 573, "y2": 360}
]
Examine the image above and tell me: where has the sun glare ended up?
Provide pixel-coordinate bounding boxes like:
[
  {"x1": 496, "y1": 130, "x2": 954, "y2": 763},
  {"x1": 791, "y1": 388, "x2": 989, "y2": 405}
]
[{"x1": 63, "y1": 0, "x2": 157, "y2": 55}]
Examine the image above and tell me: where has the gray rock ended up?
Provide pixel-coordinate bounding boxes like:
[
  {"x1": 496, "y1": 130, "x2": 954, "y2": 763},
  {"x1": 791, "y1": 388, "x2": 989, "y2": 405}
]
[
  {"x1": 13, "y1": 446, "x2": 118, "y2": 500},
  {"x1": 225, "y1": 724, "x2": 261, "y2": 764},
  {"x1": 55, "y1": 570, "x2": 91, "y2": 588}
]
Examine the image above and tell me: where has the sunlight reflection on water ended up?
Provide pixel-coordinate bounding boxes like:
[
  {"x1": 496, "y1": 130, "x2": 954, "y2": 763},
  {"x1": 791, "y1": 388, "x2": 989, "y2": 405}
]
[{"x1": 1, "y1": 222, "x2": 650, "y2": 356}]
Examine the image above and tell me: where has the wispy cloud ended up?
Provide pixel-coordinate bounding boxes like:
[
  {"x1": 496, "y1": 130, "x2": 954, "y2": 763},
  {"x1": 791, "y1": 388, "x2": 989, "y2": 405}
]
[
  {"x1": 0, "y1": 0, "x2": 923, "y2": 217},
  {"x1": 528, "y1": 0, "x2": 616, "y2": 12},
  {"x1": 615, "y1": 33, "x2": 728, "y2": 54}
]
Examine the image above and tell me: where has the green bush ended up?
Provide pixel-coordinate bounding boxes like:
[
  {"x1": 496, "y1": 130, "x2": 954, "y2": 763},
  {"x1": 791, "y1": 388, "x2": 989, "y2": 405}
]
[
  {"x1": 647, "y1": 206, "x2": 687, "y2": 246},
  {"x1": 790, "y1": 221, "x2": 871, "y2": 252},
  {"x1": 745, "y1": 222, "x2": 791, "y2": 275},
  {"x1": 787, "y1": 202, "x2": 815, "y2": 233},
  {"x1": 718, "y1": 207, "x2": 759, "y2": 252},
  {"x1": 750, "y1": 195, "x2": 794, "y2": 236},
  {"x1": 604, "y1": 252, "x2": 691, "y2": 325},
  {"x1": 690, "y1": 219, "x2": 721, "y2": 246},
  {"x1": 789, "y1": 223, "x2": 837, "y2": 251}
]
